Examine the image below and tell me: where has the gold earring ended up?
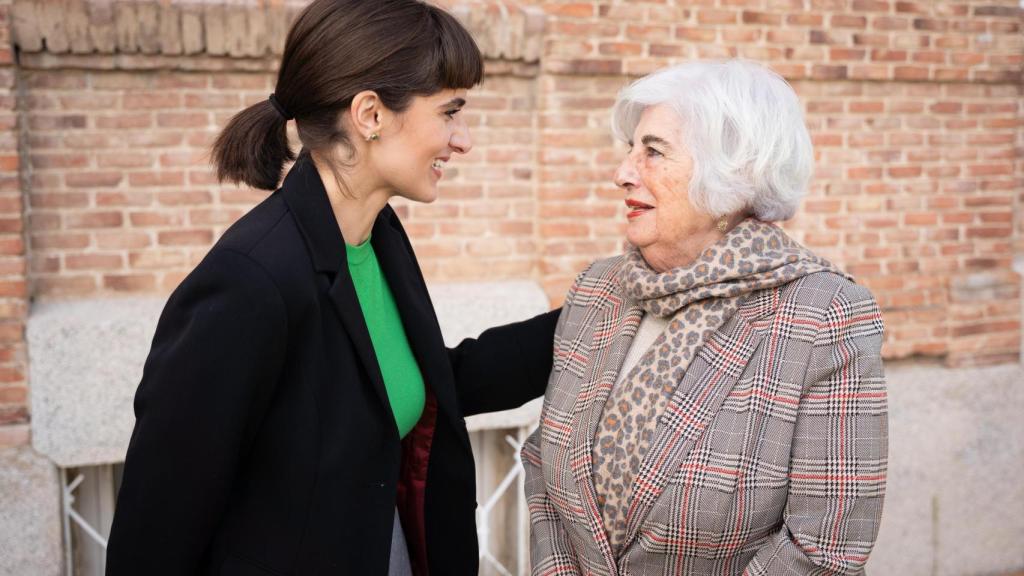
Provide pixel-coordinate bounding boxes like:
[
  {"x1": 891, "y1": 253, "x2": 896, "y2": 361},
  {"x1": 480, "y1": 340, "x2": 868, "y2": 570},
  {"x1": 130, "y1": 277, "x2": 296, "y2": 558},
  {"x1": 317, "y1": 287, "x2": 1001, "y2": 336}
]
[
  {"x1": 366, "y1": 133, "x2": 380, "y2": 142},
  {"x1": 716, "y1": 217, "x2": 729, "y2": 233}
]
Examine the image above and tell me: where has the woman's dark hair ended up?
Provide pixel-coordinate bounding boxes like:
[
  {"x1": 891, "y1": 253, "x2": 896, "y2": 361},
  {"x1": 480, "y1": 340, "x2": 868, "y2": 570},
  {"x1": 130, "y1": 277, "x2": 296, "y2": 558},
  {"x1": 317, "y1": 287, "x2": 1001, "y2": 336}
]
[{"x1": 212, "y1": 0, "x2": 484, "y2": 191}]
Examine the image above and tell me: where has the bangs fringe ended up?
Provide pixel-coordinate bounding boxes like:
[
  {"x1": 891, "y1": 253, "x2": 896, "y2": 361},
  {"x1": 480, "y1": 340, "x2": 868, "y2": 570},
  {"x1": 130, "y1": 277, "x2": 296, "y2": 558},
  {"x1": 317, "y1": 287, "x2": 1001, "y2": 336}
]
[{"x1": 430, "y1": 7, "x2": 484, "y2": 90}]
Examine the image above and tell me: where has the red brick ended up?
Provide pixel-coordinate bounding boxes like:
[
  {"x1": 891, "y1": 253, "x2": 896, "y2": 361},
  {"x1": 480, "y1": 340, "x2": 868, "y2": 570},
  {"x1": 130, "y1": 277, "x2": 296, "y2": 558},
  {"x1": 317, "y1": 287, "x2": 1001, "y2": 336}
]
[
  {"x1": 873, "y1": 16, "x2": 910, "y2": 30},
  {"x1": 130, "y1": 211, "x2": 185, "y2": 227},
  {"x1": 184, "y1": 93, "x2": 241, "y2": 109},
  {"x1": 158, "y1": 230, "x2": 214, "y2": 246},
  {"x1": 28, "y1": 115, "x2": 87, "y2": 131},
  {"x1": 34, "y1": 276, "x2": 96, "y2": 295},
  {"x1": 546, "y1": 59, "x2": 622, "y2": 76},
  {"x1": 96, "y1": 231, "x2": 152, "y2": 250},
  {"x1": 894, "y1": 66, "x2": 930, "y2": 80},
  {"x1": 128, "y1": 251, "x2": 186, "y2": 269},
  {"x1": 129, "y1": 172, "x2": 186, "y2": 187},
  {"x1": 96, "y1": 114, "x2": 152, "y2": 129},
  {"x1": 65, "y1": 172, "x2": 123, "y2": 188},
  {"x1": 66, "y1": 212, "x2": 124, "y2": 229},
  {"x1": 831, "y1": 15, "x2": 867, "y2": 28},
  {"x1": 871, "y1": 50, "x2": 908, "y2": 62},
  {"x1": 544, "y1": 3, "x2": 595, "y2": 17},
  {"x1": 30, "y1": 154, "x2": 89, "y2": 170},
  {"x1": 31, "y1": 234, "x2": 86, "y2": 251},
  {"x1": 156, "y1": 112, "x2": 210, "y2": 128},
  {"x1": 697, "y1": 9, "x2": 739, "y2": 24},
  {"x1": 965, "y1": 227, "x2": 1012, "y2": 239},
  {"x1": 96, "y1": 192, "x2": 153, "y2": 207},
  {"x1": 598, "y1": 43, "x2": 642, "y2": 57},
  {"x1": 97, "y1": 153, "x2": 155, "y2": 169},
  {"x1": 811, "y1": 65, "x2": 848, "y2": 79},
  {"x1": 155, "y1": 191, "x2": 213, "y2": 206},
  {"x1": 540, "y1": 222, "x2": 589, "y2": 238},
  {"x1": 913, "y1": 18, "x2": 948, "y2": 31},
  {"x1": 625, "y1": 25, "x2": 672, "y2": 42},
  {"x1": 830, "y1": 48, "x2": 866, "y2": 61},
  {"x1": 787, "y1": 13, "x2": 823, "y2": 26},
  {"x1": 123, "y1": 93, "x2": 182, "y2": 109},
  {"x1": 104, "y1": 274, "x2": 157, "y2": 292},
  {"x1": 742, "y1": 11, "x2": 782, "y2": 25},
  {"x1": 66, "y1": 254, "x2": 123, "y2": 270},
  {"x1": 853, "y1": 0, "x2": 890, "y2": 10}
]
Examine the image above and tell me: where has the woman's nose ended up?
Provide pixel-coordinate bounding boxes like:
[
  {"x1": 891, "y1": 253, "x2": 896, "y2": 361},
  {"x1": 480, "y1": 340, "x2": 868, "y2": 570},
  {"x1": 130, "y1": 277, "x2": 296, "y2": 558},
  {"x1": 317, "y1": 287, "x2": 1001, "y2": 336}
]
[
  {"x1": 450, "y1": 122, "x2": 472, "y2": 154},
  {"x1": 614, "y1": 157, "x2": 637, "y2": 189}
]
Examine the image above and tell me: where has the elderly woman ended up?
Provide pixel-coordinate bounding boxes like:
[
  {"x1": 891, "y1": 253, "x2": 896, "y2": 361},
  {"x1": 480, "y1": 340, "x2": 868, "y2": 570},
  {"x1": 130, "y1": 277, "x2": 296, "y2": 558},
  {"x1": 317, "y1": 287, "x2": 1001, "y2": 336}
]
[{"x1": 523, "y1": 60, "x2": 887, "y2": 575}]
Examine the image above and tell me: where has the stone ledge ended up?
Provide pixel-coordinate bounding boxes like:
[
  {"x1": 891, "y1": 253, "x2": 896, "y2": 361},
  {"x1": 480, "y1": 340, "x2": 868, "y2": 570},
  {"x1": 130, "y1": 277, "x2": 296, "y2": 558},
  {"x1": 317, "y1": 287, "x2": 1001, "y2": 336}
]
[
  {"x1": 0, "y1": 446, "x2": 62, "y2": 576},
  {"x1": 15, "y1": 51, "x2": 541, "y2": 77},
  {"x1": 27, "y1": 281, "x2": 551, "y2": 468},
  {"x1": 867, "y1": 360, "x2": 1024, "y2": 575},
  {"x1": 12, "y1": 0, "x2": 544, "y2": 70}
]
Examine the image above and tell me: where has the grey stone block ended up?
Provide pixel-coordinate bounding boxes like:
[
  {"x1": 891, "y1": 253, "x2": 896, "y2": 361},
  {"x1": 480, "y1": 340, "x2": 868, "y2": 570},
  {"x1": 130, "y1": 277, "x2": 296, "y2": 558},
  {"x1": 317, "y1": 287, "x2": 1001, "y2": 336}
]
[
  {"x1": 28, "y1": 297, "x2": 165, "y2": 468},
  {"x1": 867, "y1": 361, "x2": 1024, "y2": 575},
  {"x1": 426, "y1": 281, "x2": 551, "y2": 431},
  {"x1": 26, "y1": 282, "x2": 551, "y2": 467},
  {"x1": 0, "y1": 447, "x2": 62, "y2": 576},
  {"x1": 427, "y1": 280, "x2": 550, "y2": 346}
]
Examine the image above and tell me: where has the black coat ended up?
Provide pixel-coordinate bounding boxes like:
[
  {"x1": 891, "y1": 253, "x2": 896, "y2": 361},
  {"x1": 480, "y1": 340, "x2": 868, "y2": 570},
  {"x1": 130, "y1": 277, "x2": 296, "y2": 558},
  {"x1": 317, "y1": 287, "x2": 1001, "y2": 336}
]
[{"x1": 105, "y1": 153, "x2": 559, "y2": 576}]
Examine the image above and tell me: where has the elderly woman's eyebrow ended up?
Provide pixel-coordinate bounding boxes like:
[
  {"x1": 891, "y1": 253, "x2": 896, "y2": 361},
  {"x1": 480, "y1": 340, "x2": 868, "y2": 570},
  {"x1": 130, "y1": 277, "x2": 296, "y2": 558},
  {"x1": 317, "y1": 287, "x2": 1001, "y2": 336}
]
[{"x1": 640, "y1": 134, "x2": 672, "y2": 148}]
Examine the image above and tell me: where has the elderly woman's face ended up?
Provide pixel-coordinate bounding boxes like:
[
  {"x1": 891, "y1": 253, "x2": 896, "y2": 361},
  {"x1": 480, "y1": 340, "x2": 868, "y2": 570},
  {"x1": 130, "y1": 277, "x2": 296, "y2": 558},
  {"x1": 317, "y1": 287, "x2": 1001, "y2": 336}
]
[{"x1": 614, "y1": 105, "x2": 715, "y2": 268}]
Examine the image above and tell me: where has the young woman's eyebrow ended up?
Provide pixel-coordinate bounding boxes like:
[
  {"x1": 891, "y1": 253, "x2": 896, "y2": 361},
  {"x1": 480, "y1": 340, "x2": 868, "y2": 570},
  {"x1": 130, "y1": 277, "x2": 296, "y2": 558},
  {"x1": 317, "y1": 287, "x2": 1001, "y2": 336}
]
[{"x1": 440, "y1": 97, "x2": 466, "y2": 109}]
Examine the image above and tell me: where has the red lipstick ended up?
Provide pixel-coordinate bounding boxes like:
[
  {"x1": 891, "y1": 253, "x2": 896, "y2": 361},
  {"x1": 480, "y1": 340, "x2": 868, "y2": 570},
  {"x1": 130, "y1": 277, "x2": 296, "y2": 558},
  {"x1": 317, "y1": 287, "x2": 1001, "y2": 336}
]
[{"x1": 625, "y1": 198, "x2": 653, "y2": 219}]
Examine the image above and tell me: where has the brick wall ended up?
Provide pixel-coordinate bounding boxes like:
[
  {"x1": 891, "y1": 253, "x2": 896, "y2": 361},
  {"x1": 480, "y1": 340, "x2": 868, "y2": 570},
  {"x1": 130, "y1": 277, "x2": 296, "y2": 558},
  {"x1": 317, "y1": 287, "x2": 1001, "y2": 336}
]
[
  {"x1": 0, "y1": 0, "x2": 1021, "y2": 448},
  {"x1": 0, "y1": 0, "x2": 27, "y2": 448},
  {"x1": 519, "y1": 0, "x2": 1024, "y2": 367}
]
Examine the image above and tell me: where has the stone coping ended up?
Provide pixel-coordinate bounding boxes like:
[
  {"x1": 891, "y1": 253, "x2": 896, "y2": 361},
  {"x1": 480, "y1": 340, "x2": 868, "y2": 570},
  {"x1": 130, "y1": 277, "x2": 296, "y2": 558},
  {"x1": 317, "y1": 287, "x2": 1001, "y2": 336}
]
[
  {"x1": 12, "y1": 0, "x2": 544, "y2": 69},
  {"x1": 27, "y1": 280, "x2": 550, "y2": 468}
]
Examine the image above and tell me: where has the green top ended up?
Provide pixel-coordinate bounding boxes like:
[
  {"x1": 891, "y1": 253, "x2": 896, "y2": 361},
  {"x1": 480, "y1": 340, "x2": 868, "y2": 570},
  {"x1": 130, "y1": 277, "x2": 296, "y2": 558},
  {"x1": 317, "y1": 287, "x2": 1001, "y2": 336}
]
[{"x1": 346, "y1": 237, "x2": 426, "y2": 438}]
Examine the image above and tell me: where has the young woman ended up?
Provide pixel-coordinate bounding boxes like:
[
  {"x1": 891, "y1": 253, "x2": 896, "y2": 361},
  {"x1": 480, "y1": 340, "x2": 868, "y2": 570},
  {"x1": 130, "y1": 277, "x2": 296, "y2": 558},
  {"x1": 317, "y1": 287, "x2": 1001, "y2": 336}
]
[{"x1": 105, "y1": 1, "x2": 558, "y2": 574}]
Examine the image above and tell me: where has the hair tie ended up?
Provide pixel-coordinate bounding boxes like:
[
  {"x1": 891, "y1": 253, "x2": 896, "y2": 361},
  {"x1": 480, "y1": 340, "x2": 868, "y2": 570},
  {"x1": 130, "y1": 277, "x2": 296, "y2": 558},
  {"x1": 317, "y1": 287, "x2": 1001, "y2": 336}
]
[{"x1": 268, "y1": 93, "x2": 293, "y2": 121}]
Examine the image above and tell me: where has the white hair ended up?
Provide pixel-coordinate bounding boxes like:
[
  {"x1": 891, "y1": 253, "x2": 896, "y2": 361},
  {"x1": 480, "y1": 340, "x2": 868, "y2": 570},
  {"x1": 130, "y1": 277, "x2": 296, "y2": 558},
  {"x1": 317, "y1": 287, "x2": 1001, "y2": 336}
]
[{"x1": 611, "y1": 59, "x2": 813, "y2": 221}]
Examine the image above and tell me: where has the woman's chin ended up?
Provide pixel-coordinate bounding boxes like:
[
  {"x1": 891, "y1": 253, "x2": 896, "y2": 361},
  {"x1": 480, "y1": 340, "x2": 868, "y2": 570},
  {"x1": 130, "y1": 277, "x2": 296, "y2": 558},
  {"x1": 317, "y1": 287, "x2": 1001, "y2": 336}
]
[
  {"x1": 401, "y1": 186, "x2": 439, "y2": 204},
  {"x1": 625, "y1": 225, "x2": 653, "y2": 249}
]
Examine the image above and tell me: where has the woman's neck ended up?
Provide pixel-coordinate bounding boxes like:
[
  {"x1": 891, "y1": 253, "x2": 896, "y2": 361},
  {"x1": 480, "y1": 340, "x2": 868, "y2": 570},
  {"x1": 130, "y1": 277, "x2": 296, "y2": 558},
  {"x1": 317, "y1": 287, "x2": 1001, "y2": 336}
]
[
  {"x1": 640, "y1": 214, "x2": 747, "y2": 273},
  {"x1": 312, "y1": 156, "x2": 391, "y2": 246}
]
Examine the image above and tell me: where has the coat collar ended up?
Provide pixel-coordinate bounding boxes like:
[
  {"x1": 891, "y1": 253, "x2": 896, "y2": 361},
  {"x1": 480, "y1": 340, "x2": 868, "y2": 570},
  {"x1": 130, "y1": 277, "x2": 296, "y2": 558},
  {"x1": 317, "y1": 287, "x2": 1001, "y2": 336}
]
[
  {"x1": 281, "y1": 153, "x2": 347, "y2": 273},
  {"x1": 280, "y1": 153, "x2": 468, "y2": 450}
]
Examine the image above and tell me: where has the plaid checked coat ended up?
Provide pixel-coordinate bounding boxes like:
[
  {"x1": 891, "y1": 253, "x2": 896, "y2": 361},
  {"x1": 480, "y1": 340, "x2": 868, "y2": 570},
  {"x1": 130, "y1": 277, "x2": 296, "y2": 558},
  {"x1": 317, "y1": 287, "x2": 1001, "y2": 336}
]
[{"x1": 523, "y1": 255, "x2": 887, "y2": 575}]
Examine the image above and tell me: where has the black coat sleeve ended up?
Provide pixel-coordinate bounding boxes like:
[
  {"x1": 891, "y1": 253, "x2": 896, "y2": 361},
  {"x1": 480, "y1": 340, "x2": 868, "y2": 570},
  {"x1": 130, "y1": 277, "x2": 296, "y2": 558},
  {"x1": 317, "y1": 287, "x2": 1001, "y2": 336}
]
[
  {"x1": 106, "y1": 249, "x2": 288, "y2": 576},
  {"x1": 448, "y1": 308, "x2": 560, "y2": 417}
]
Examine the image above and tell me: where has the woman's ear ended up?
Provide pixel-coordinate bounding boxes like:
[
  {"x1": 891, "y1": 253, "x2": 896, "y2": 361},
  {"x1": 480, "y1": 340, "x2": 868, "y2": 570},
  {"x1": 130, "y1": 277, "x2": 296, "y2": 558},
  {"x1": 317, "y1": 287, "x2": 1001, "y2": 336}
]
[{"x1": 348, "y1": 90, "x2": 383, "y2": 141}]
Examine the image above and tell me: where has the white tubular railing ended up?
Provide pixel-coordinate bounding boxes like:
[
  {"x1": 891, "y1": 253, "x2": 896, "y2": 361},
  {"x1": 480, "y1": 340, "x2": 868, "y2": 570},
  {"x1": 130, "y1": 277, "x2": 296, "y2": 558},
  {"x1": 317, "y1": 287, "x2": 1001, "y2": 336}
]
[{"x1": 476, "y1": 432, "x2": 530, "y2": 576}]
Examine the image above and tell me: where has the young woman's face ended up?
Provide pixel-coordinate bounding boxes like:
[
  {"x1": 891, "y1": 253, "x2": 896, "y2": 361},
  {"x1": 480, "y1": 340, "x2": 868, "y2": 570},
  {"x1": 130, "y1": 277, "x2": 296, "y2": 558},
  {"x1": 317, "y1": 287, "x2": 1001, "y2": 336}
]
[{"x1": 373, "y1": 89, "x2": 472, "y2": 203}]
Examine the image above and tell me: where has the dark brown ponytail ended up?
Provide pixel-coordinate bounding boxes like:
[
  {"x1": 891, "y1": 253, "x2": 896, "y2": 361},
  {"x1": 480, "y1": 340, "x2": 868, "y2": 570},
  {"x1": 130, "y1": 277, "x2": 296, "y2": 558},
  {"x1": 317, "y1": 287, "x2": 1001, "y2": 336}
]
[
  {"x1": 212, "y1": 100, "x2": 293, "y2": 191},
  {"x1": 211, "y1": 0, "x2": 484, "y2": 191}
]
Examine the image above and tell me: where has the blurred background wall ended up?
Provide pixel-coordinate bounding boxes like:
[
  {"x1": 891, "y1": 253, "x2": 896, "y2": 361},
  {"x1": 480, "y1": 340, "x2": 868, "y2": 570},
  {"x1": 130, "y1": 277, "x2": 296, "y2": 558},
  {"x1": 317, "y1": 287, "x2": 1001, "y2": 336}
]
[{"x1": 0, "y1": 1, "x2": 1020, "y2": 575}]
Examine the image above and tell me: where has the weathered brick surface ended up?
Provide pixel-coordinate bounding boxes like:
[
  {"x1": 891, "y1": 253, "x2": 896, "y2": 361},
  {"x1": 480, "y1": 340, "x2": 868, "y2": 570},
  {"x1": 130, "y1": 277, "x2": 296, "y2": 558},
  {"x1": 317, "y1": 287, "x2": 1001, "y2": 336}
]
[
  {"x1": 520, "y1": 0, "x2": 1023, "y2": 83},
  {"x1": 0, "y1": 0, "x2": 28, "y2": 448},
  {"x1": 2, "y1": 0, "x2": 1022, "y2": 446}
]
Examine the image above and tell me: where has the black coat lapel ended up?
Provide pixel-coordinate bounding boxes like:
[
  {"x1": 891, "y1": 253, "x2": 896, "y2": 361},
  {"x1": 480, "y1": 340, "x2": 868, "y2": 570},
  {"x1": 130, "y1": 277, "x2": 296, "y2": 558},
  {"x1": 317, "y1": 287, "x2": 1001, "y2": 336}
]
[
  {"x1": 281, "y1": 153, "x2": 467, "y2": 448},
  {"x1": 327, "y1": 266, "x2": 395, "y2": 428},
  {"x1": 371, "y1": 208, "x2": 469, "y2": 449},
  {"x1": 281, "y1": 154, "x2": 394, "y2": 429}
]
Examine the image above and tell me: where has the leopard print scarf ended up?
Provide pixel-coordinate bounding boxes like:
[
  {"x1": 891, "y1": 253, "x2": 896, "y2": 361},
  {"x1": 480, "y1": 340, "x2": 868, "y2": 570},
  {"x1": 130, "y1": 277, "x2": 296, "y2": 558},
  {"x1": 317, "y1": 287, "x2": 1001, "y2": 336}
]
[{"x1": 593, "y1": 217, "x2": 844, "y2": 554}]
